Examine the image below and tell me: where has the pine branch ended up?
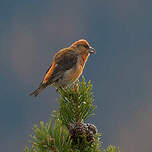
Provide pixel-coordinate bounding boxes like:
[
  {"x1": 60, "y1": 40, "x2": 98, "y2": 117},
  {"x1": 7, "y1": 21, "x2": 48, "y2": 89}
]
[
  {"x1": 58, "y1": 77, "x2": 96, "y2": 126},
  {"x1": 25, "y1": 118, "x2": 71, "y2": 152},
  {"x1": 25, "y1": 77, "x2": 120, "y2": 152}
]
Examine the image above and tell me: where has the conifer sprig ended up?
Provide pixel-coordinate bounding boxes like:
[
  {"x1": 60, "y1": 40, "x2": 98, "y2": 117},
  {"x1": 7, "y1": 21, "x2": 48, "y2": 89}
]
[
  {"x1": 25, "y1": 77, "x2": 120, "y2": 152},
  {"x1": 25, "y1": 119, "x2": 71, "y2": 152},
  {"x1": 58, "y1": 77, "x2": 96, "y2": 126}
]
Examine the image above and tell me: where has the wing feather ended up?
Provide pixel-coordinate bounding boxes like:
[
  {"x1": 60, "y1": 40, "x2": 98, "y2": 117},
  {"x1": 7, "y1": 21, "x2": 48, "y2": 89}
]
[{"x1": 43, "y1": 49, "x2": 78, "y2": 85}]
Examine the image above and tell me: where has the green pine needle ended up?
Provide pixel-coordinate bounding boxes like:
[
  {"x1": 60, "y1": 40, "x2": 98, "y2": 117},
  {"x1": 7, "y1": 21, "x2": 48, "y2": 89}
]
[{"x1": 58, "y1": 76, "x2": 96, "y2": 126}]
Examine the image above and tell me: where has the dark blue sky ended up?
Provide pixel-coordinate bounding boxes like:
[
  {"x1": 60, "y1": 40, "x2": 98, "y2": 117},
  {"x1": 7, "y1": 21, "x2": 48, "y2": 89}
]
[{"x1": 1, "y1": 0, "x2": 152, "y2": 151}]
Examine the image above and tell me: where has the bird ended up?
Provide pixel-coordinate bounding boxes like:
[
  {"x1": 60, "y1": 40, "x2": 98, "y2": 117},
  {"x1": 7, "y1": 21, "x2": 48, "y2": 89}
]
[{"x1": 29, "y1": 39, "x2": 95, "y2": 97}]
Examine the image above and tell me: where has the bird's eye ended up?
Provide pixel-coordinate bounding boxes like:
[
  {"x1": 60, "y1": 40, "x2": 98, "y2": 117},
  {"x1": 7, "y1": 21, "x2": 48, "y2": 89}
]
[
  {"x1": 83, "y1": 44, "x2": 89, "y2": 49},
  {"x1": 77, "y1": 44, "x2": 81, "y2": 47}
]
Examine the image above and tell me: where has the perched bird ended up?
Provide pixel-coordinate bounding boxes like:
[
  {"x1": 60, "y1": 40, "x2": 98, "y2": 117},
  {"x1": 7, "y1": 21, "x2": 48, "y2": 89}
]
[{"x1": 30, "y1": 39, "x2": 95, "y2": 97}]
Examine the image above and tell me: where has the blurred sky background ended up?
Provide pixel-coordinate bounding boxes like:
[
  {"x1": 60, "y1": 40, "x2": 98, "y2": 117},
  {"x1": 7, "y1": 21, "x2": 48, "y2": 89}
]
[{"x1": 0, "y1": 0, "x2": 152, "y2": 151}]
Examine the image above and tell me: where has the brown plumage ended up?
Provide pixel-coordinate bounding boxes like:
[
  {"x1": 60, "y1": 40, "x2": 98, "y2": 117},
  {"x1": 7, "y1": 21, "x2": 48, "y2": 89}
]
[{"x1": 30, "y1": 39, "x2": 95, "y2": 97}]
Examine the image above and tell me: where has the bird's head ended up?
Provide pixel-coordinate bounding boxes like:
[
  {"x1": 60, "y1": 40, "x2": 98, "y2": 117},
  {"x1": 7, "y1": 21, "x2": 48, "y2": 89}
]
[{"x1": 70, "y1": 39, "x2": 96, "y2": 55}]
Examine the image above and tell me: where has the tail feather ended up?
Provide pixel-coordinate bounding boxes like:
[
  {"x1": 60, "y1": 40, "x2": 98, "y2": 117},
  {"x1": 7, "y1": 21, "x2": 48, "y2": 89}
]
[{"x1": 29, "y1": 83, "x2": 46, "y2": 97}]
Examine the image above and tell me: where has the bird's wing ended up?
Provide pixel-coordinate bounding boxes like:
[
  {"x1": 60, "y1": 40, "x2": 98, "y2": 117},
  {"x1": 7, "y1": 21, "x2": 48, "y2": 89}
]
[
  {"x1": 43, "y1": 49, "x2": 78, "y2": 85},
  {"x1": 55, "y1": 49, "x2": 78, "y2": 70}
]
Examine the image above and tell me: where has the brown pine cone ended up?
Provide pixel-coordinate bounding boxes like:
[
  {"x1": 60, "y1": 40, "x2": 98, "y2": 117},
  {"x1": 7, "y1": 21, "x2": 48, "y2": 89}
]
[
  {"x1": 74, "y1": 122, "x2": 88, "y2": 136},
  {"x1": 86, "y1": 131, "x2": 95, "y2": 143},
  {"x1": 87, "y1": 123, "x2": 97, "y2": 134}
]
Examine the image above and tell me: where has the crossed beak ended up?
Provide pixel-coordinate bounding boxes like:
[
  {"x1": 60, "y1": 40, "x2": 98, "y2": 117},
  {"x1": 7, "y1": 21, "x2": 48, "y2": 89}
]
[{"x1": 89, "y1": 47, "x2": 96, "y2": 54}]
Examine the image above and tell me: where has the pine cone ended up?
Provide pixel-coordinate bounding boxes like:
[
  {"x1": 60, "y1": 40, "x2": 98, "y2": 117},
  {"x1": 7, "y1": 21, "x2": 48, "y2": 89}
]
[
  {"x1": 87, "y1": 123, "x2": 97, "y2": 134},
  {"x1": 50, "y1": 137, "x2": 54, "y2": 145},
  {"x1": 69, "y1": 125, "x2": 75, "y2": 136},
  {"x1": 87, "y1": 131, "x2": 95, "y2": 143},
  {"x1": 74, "y1": 122, "x2": 88, "y2": 136}
]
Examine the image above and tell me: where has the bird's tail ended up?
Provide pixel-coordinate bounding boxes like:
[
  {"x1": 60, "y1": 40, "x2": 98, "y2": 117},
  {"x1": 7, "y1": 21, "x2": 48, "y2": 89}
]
[{"x1": 29, "y1": 83, "x2": 46, "y2": 97}]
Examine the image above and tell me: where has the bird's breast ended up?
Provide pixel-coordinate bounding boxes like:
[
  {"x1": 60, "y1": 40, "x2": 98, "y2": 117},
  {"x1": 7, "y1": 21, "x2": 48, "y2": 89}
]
[
  {"x1": 64, "y1": 65, "x2": 83, "y2": 83},
  {"x1": 64, "y1": 57, "x2": 85, "y2": 83}
]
